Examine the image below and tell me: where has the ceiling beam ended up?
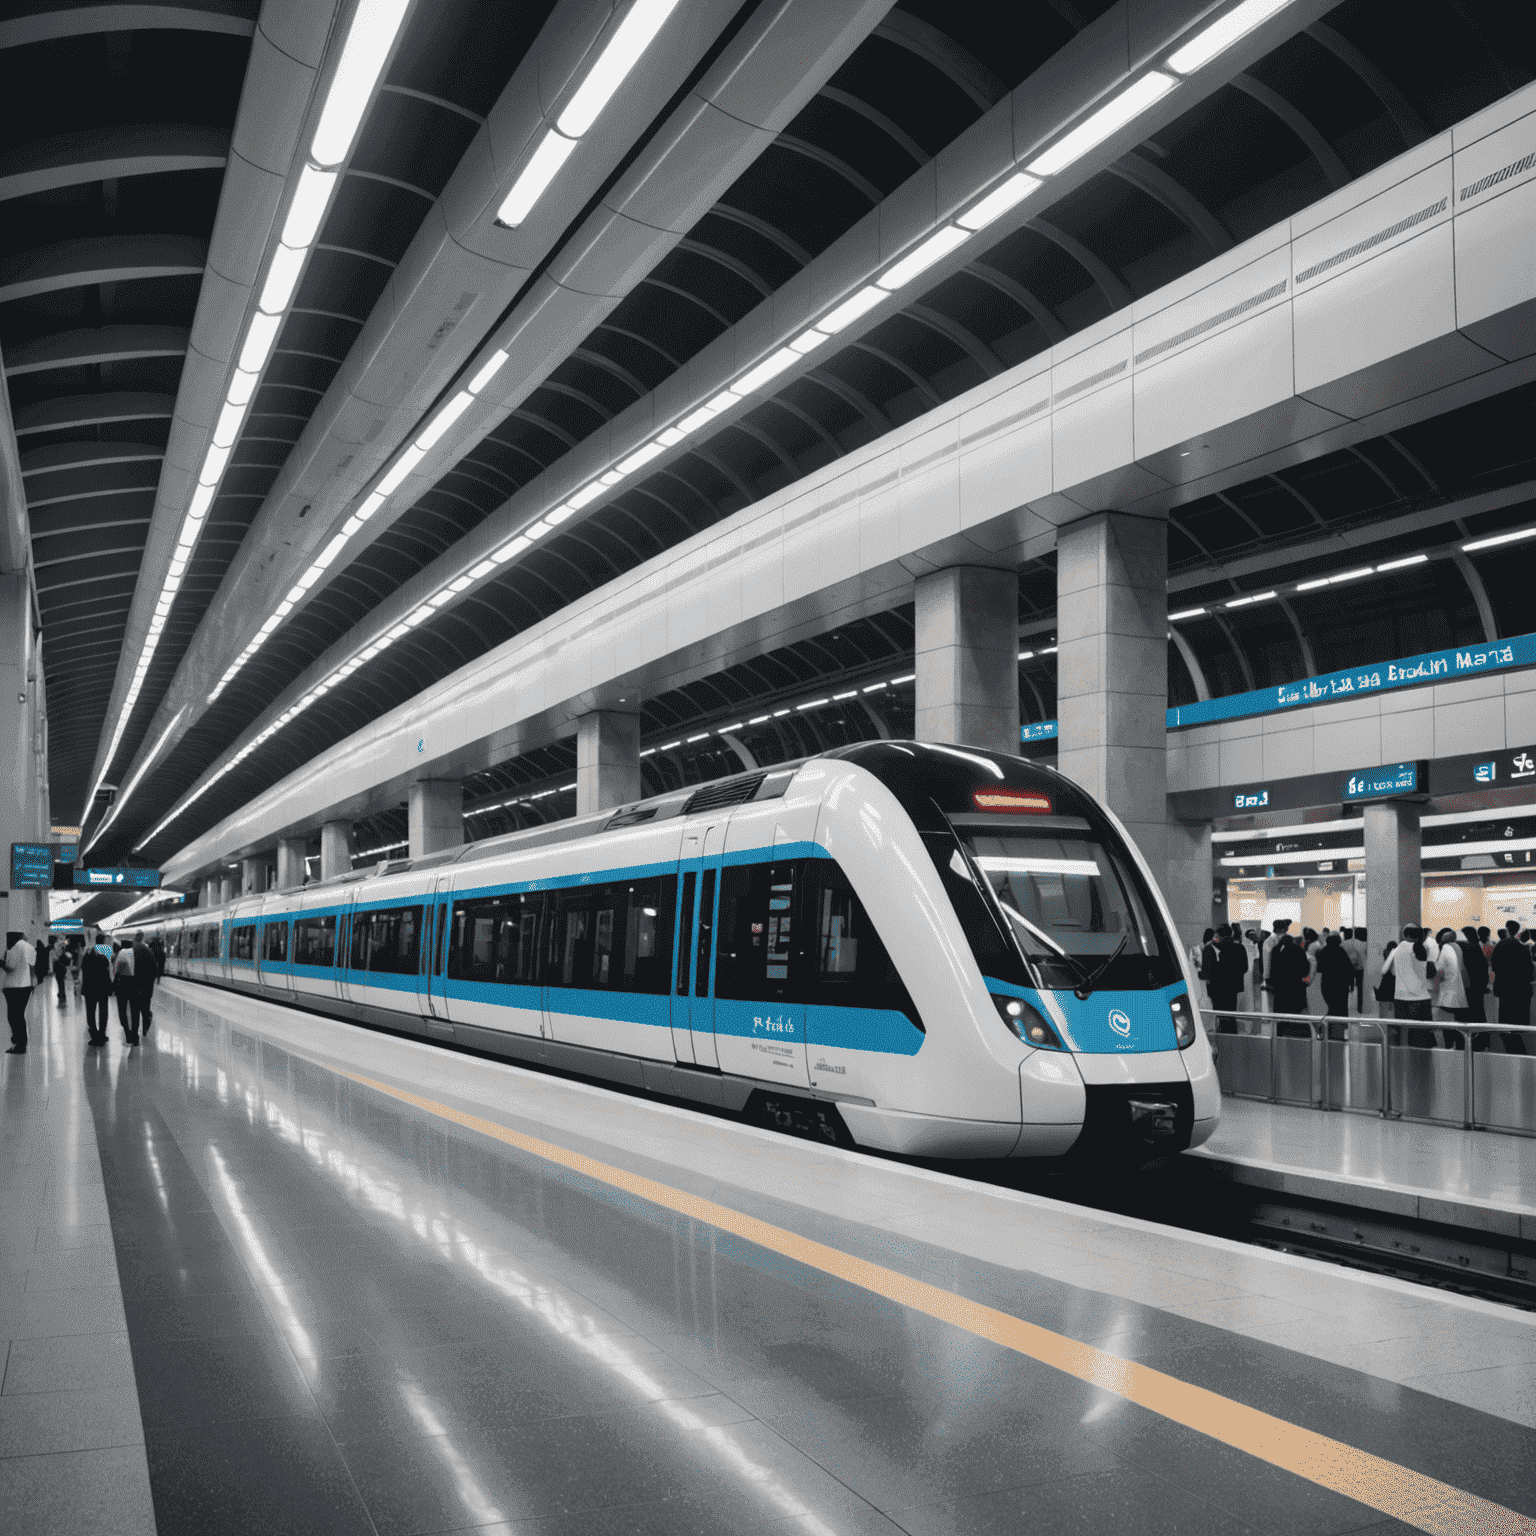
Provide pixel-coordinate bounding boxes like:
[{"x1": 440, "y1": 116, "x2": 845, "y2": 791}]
[
  {"x1": 0, "y1": 2, "x2": 254, "y2": 50},
  {"x1": 0, "y1": 124, "x2": 228, "y2": 203},
  {"x1": 5, "y1": 326, "x2": 190, "y2": 376},
  {"x1": 0, "y1": 235, "x2": 207, "y2": 305}
]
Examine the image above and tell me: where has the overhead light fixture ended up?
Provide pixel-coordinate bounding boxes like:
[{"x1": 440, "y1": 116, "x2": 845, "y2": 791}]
[
  {"x1": 817, "y1": 286, "x2": 886, "y2": 334},
  {"x1": 1027, "y1": 72, "x2": 1177, "y2": 177},
  {"x1": 1376, "y1": 553, "x2": 1428, "y2": 571},
  {"x1": 1226, "y1": 590, "x2": 1276, "y2": 608},
  {"x1": 309, "y1": 0, "x2": 412, "y2": 165},
  {"x1": 1168, "y1": 607, "x2": 1206, "y2": 621},
  {"x1": 496, "y1": 0, "x2": 680, "y2": 228},
  {"x1": 876, "y1": 225, "x2": 971, "y2": 290},
  {"x1": 280, "y1": 165, "x2": 339, "y2": 249},
  {"x1": 1463, "y1": 525, "x2": 1536, "y2": 552},
  {"x1": 1166, "y1": 0, "x2": 1295, "y2": 75},
  {"x1": 467, "y1": 349, "x2": 509, "y2": 395},
  {"x1": 416, "y1": 391, "x2": 474, "y2": 451},
  {"x1": 957, "y1": 172, "x2": 1042, "y2": 231}
]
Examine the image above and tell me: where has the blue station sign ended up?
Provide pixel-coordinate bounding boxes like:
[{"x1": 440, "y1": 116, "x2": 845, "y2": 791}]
[
  {"x1": 72, "y1": 867, "x2": 161, "y2": 889},
  {"x1": 11, "y1": 842, "x2": 54, "y2": 888},
  {"x1": 1342, "y1": 761, "x2": 1423, "y2": 801}
]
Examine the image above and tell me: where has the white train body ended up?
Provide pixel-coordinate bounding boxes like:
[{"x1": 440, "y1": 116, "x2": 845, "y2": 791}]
[{"x1": 151, "y1": 744, "x2": 1220, "y2": 1160}]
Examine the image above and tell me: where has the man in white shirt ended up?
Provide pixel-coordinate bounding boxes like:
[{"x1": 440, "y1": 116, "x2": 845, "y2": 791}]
[
  {"x1": 4, "y1": 930, "x2": 37, "y2": 1055},
  {"x1": 1340, "y1": 927, "x2": 1366, "y2": 1013}
]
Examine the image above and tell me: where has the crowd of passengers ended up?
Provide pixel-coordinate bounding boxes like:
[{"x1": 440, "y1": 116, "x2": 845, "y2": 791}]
[
  {"x1": 1194, "y1": 918, "x2": 1532, "y2": 1052},
  {"x1": 2, "y1": 930, "x2": 164, "y2": 1055}
]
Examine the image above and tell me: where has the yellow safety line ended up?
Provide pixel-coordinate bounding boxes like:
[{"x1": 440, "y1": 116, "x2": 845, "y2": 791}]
[{"x1": 342, "y1": 1070, "x2": 1534, "y2": 1536}]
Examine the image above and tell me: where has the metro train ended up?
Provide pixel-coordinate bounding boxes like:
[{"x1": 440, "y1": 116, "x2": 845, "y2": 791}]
[{"x1": 144, "y1": 742, "x2": 1220, "y2": 1161}]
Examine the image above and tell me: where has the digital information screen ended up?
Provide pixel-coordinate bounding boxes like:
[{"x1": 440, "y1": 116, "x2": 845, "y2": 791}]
[
  {"x1": 72, "y1": 867, "x2": 162, "y2": 889},
  {"x1": 11, "y1": 842, "x2": 55, "y2": 888}
]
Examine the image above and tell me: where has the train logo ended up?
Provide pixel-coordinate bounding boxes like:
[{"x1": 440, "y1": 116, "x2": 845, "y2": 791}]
[{"x1": 1108, "y1": 1008, "x2": 1132, "y2": 1038}]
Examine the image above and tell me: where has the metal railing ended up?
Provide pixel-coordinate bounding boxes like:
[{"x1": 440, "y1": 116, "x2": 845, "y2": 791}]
[{"x1": 1207, "y1": 1009, "x2": 1536, "y2": 1135}]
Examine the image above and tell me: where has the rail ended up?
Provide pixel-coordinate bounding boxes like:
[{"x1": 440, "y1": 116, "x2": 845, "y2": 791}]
[{"x1": 1207, "y1": 1009, "x2": 1536, "y2": 1135}]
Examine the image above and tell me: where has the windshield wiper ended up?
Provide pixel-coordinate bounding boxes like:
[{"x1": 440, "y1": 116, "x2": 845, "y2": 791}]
[{"x1": 1073, "y1": 932, "x2": 1129, "y2": 1001}]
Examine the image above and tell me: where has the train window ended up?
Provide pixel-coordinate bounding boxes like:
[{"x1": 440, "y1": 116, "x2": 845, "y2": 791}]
[
  {"x1": 293, "y1": 915, "x2": 336, "y2": 967},
  {"x1": 350, "y1": 905, "x2": 422, "y2": 975},
  {"x1": 230, "y1": 925, "x2": 256, "y2": 962},
  {"x1": 714, "y1": 861, "x2": 803, "y2": 1003},
  {"x1": 448, "y1": 892, "x2": 542, "y2": 986},
  {"x1": 262, "y1": 922, "x2": 289, "y2": 963},
  {"x1": 694, "y1": 869, "x2": 716, "y2": 997},
  {"x1": 958, "y1": 829, "x2": 1176, "y2": 989},
  {"x1": 545, "y1": 878, "x2": 674, "y2": 994},
  {"x1": 808, "y1": 862, "x2": 920, "y2": 1026}
]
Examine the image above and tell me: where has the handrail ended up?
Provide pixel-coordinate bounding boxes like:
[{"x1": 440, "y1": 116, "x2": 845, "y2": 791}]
[{"x1": 1205, "y1": 1008, "x2": 1536, "y2": 1131}]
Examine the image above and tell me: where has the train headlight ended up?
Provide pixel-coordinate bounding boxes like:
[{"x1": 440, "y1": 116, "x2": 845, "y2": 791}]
[
  {"x1": 1170, "y1": 992, "x2": 1198, "y2": 1049},
  {"x1": 991, "y1": 993, "x2": 1063, "y2": 1050}
]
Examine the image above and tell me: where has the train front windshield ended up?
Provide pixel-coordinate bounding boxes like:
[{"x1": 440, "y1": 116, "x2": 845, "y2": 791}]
[{"x1": 960, "y1": 825, "x2": 1175, "y2": 991}]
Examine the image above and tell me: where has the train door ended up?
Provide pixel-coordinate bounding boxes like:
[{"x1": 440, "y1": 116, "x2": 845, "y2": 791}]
[
  {"x1": 675, "y1": 825, "x2": 723, "y2": 1068},
  {"x1": 336, "y1": 896, "x2": 357, "y2": 1006},
  {"x1": 420, "y1": 875, "x2": 453, "y2": 1028}
]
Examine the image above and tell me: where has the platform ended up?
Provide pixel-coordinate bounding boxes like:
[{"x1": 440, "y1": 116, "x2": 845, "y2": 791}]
[
  {"x1": 1191, "y1": 1098, "x2": 1536, "y2": 1241},
  {"x1": 4, "y1": 980, "x2": 1536, "y2": 1536}
]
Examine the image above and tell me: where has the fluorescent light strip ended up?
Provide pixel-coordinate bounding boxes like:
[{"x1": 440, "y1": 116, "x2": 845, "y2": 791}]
[
  {"x1": 1464, "y1": 525, "x2": 1536, "y2": 553},
  {"x1": 110, "y1": 1, "x2": 412, "y2": 775},
  {"x1": 1027, "y1": 72, "x2": 1177, "y2": 177},
  {"x1": 496, "y1": 0, "x2": 680, "y2": 228},
  {"x1": 1226, "y1": 591, "x2": 1276, "y2": 608},
  {"x1": 1169, "y1": 607, "x2": 1206, "y2": 621},
  {"x1": 1167, "y1": 0, "x2": 1295, "y2": 75}
]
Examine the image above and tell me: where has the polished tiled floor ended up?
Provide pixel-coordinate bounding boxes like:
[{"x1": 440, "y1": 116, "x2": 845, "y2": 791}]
[{"x1": 4, "y1": 981, "x2": 1535, "y2": 1534}]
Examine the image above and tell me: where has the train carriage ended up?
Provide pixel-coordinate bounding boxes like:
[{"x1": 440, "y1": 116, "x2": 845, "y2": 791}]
[{"x1": 144, "y1": 743, "x2": 1219, "y2": 1161}]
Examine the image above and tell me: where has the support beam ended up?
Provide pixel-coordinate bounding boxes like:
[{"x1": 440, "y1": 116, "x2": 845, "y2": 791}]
[
  {"x1": 408, "y1": 781, "x2": 463, "y2": 859},
  {"x1": 1363, "y1": 800, "x2": 1422, "y2": 1010},
  {"x1": 241, "y1": 856, "x2": 267, "y2": 896},
  {"x1": 913, "y1": 567, "x2": 1019, "y2": 756},
  {"x1": 576, "y1": 711, "x2": 641, "y2": 816},
  {"x1": 1057, "y1": 513, "x2": 1169, "y2": 880},
  {"x1": 276, "y1": 836, "x2": 307, "y2": 891},
  {"x1": 319, "y1": 820, "x2": 354, "y2": 881},
  {"x1": 219, "y1": 874, "x2": 235, "y2": 906},
  {"x1": 0, "y1": 574, "x2": 47, "y2": 940}
]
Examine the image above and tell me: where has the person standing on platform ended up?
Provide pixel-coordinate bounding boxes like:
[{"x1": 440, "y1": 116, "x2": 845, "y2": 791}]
[
  {"x1": 1261, "y1": 919, "x2": 1290, "y2": 1012},
  {"x1": 3, "y1": 931, "x2": 36, "y2": 1055},
  {"x1": 80, "y1": 940, "x2": 112, "y2": 1047},
  {"x1": 1459, "y1": 925, "x2": 1489, "y2": 1030},
  {"x1": 1315, "y1": 933, "x2": 1354, "y2": 1035},
  {"x1": 111, "y1": 940, "x2": 140, "y2": 1044},
  {"x1": 1432, "y1": 927, "x2": 1468, "y2": 1047},
  {"x1": 1340, "y1": 927, "x2": 1365, "y2": 1013},
  {"x1": 1208, "y1": 924, "x2": 1248, "y2": 1033},
  {"x1": 132, "y1": 934, "x2": 158, "y2": 1035},
  {"x1": 51, "y1": 940, "x2": 69, "y2": 1003},
  {"x1": 1491, "y1": 920, "x2": 1532, "y2": 1054},
  {"x1": 1198, "y1": 928, "x2": 1218, "y2": 1002},
  {"x1": 1387, "y1": 925, "x2": 1438, "y2": 1049},
  {"x1": 1269, "y1": 933, "x2": 1311, "y2": 1033}
]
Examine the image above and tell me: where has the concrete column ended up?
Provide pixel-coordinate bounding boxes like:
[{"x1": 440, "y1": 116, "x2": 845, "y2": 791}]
[
  {"x1": 1164, "y1": 815, "x2": 1219, "y2": 964},
  {"x1": 241, "y1": 856, "x2": 267, "y2": 895},
  {"x1": 576, "y1": 711, "x2": 642, "y2": 815},
  {"x1": 276, "y1": 836, "x2": 307, "y2": 890},
  {"x1": 219, "y1": 875, "x2": 235, "y2": 905},
  {"x1": 320, "y1": 820, "x2": 355, "y2": 881},
  {"x1": 0, "y1": 573, "x2": 47, "y2": 939},
  {"x1": 1056, "y1": 512, "x2": 1168, "y2": 880},
  {"x1": 1363, "y1": 800, "x2": 1421, "y2": 1011},
  {"x1": 408, "y1": 780, "x2": 463, "y2": 858},
  {"x1": 913, "y1": 567, "x2": 1019, "y2": 755}
]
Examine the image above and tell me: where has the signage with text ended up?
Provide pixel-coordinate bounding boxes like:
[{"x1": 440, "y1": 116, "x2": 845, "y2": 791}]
[
  {"x1": 72, "y1": 867, "x2": 161, "y2": 889},
  {"x1": 11, "y1": 843, "x2": 54, "y2": 888},
  {"x1": 1342, "y1": 761, "x2": 1422, "y2": 802}
]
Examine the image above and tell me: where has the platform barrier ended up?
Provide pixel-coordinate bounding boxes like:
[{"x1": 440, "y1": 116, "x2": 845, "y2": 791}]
[{"x1": 1206, "y1": 1010, "x2": 1536, "y2": 1135}]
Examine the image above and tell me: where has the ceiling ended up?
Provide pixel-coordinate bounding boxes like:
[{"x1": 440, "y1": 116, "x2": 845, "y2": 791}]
[{"x1": 4, "y1": 0, "x2": 1534, "y2": 871}]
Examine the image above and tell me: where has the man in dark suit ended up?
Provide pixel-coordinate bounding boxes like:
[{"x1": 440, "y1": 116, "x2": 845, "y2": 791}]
[
  {"x1": 80, "y1": 942, "x2": 113, "y2": 1046},
  {"x1": 1490, "y1": 920, "x2": 1532, "y2": 1054},
  {"x1": 1207, "y1": 924, "x2": 1248, "y2": 1033},
  {"x1": 132, "y1": 936, "x2": 159, "y2": 1035}
]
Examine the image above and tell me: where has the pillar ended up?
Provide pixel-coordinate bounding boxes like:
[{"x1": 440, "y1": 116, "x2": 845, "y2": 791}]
[
  {"x1": 219, "y1": 874, "x2": 235, "y2": 905},
  {"x1": 241, "y1": 856, "x2": 267, "y2": 895},
  {"x1": 913, "y1": 567, "x2": 1019, "y2": 755},
  {"x1": 576, "y1": 711, "x2": 641, "y2": 815},
  {"x1": 1363, "y1": 800, "x2": 1421, "y2": 1011},
  {"x1": 276, "y1": 836, "x2": 307, "y2": 890},
  {"x1": 1056, "y1": 512, "x2": 1168, "y2": 880},
  {"x1": 408, "y1": 780, "x2": 463, "y2": 858},
  {"x1": 1165, "y1": 816, "x2": 1219, "y2": 962},
  {"x1": 320, "y1": 820, "x2": 355, "y2": 881},
  {"x1": 0, "y1": 573, "x2": 47, "y2": 939}
]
